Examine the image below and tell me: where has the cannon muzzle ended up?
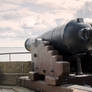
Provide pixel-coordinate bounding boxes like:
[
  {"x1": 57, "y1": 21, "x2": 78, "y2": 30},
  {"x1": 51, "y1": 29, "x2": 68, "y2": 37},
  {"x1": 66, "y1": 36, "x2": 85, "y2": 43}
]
[{"x1": 25, "y1": 38, "x2": 32, "y2": 51}]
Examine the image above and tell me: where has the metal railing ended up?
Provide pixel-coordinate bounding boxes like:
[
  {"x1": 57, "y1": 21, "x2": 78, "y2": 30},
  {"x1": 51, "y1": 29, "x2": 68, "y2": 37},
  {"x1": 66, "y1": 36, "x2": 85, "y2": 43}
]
[{"x1": 0, "y1": 52, "x2": 31, "y2": 61}]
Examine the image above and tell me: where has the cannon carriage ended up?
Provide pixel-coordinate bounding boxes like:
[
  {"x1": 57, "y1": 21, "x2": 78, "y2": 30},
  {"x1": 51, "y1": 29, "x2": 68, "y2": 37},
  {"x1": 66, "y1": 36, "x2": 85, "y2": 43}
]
[{"x1": 24, "y1": 18, "x2": 92, "y2": 92}]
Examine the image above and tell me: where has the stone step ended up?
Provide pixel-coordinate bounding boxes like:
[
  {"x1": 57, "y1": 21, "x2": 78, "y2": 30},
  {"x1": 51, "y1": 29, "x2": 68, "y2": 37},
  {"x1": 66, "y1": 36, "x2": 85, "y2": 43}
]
[
  {"x1": 45, "y1": 45, "x2": 54, "y2": 50},
  {"x1": 43, "y1": 41, "x2": 50, "y2": 45},
  {"x1": 48, "y1": 50, "x2": 59, "y2": 55},
  {"x1": 52, "y1": 55, "x2": 63, "y2": 61}
]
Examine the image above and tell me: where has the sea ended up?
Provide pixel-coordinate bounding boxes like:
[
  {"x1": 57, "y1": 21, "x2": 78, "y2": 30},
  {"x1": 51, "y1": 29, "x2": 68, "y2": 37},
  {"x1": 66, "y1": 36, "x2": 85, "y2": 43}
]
[{"x1": 0, "y1": 47, "x2": 32, "y2": 62}]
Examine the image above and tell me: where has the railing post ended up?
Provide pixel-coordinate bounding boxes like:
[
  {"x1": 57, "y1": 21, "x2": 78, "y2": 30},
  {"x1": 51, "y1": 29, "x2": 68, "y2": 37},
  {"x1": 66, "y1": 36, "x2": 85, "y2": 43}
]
[{"x1": 9, "y1": 53, "x2": 11, "y2": 61}]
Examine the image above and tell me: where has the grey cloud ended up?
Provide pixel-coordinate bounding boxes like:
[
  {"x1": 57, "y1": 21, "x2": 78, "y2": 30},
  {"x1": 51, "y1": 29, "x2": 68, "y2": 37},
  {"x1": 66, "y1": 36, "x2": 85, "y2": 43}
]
[
  {"x1": 22, "y1": 25, "x2": 48, "y2": 37},
  {"x1": 0, "y1": 1, "x2": 21, "y2": 12},
  {"x1": 0, "y1": 9, "x2": 18, "y2": 13},
  {"x1": 55, "y1": 18, "x2": 64, "y2": 25},
  {"x1": 0, "y1": 33, "x2": 26, "y2": 40},
  {"x1": 20, "y1": 2, "x2": 52, "y2": 13},
  {"x1": 0, "y1": 27, "x2": 26, "y2": 39},
  {"x1": 0, "y1": 27, "x2": 12, "y2": 31},
  {"x1": 0, "y1": 0, "x2": 52, "y2": 13},
  {"x1": 1, "y1": 13, "x2": 22, "y2": 20},
  {"x1": 75, "y1": 2, "x2": 92, "y2": 18}
]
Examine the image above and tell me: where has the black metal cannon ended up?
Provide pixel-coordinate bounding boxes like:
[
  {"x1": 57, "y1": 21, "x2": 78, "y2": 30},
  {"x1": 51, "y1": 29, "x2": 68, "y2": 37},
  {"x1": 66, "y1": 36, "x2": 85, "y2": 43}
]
[
  {"x1": 25, "y1": 18, "x2": 92, "y2": 56},
  {"x1": 25, "y1": 18, "x2": 92, "y2": 87}
]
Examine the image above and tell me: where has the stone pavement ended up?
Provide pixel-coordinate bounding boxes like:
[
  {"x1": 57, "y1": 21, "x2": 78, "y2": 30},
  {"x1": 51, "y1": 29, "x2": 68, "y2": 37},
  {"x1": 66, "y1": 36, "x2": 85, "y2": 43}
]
[{"x1": 0, "y1": 86, "x2": 34, "y2": 92}]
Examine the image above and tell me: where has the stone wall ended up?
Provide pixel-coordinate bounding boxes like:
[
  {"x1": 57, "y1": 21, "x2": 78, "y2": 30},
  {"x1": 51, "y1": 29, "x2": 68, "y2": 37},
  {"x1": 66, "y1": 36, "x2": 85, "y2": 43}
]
[
  {"x1": 0, "y1": 61, "x2": 33, "y2": 85},
  {"x1": 0, "y1": 61, "x2": 33, "y2": 73}
]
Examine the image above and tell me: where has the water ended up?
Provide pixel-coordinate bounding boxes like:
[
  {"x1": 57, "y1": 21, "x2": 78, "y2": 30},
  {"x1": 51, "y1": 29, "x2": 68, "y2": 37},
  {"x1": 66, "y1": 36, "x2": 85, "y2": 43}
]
[{"x1": 0, "y1": 47, "x2": 32, "y2": 62}]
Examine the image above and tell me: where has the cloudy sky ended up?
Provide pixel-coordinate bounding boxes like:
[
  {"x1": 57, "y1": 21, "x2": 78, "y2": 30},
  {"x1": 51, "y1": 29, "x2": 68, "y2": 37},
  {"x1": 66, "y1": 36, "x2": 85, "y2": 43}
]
[{"x1": 0, "y1": 0, "x2": 92, "y2": 47}]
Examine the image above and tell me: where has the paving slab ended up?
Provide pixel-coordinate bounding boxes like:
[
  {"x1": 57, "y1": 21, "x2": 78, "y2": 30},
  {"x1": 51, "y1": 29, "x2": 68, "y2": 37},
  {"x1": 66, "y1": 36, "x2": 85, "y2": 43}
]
[{"x1": 0, "y1": 86, "x2": 34, "y2": 92}]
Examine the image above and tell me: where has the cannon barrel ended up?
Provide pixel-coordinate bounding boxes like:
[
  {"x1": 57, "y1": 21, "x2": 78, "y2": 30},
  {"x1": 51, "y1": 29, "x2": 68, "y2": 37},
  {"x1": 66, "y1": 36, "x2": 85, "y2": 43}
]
[
  {"x1": 25, "y1": 18, "x2": 92, "y2": 55},
  {"x1": 25, "y1": 38, "x2": 32, "y2": 51}
]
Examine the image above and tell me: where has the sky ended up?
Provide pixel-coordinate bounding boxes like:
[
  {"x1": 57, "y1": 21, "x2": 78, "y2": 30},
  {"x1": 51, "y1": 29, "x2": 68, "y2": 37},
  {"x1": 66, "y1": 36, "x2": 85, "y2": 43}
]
[{"x1": 0, "y1": 0, "x2": 92, "y2": 47}]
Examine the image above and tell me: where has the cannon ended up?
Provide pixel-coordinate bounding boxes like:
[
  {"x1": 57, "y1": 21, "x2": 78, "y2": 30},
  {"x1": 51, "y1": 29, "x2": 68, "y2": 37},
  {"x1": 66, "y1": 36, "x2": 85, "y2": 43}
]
[
  {"x1": 25, "y1": 18, "x2": 92, "y2": 55},
  {"x1": 24, "y1": 18, "x2": 92, "y2": 91}
]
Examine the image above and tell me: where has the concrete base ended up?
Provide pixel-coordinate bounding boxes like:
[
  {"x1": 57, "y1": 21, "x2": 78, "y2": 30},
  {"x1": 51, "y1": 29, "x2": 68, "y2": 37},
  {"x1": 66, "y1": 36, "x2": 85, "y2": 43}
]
[
  {"x1": 18, "y1": 76, "x2": 92, "y2": 92},
  {"x1": 45, "y1": 76, "x2": 59, "y2": 86},
  {"x1": 0, "y1": 86, "x2": 34, "y2": 92}
]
